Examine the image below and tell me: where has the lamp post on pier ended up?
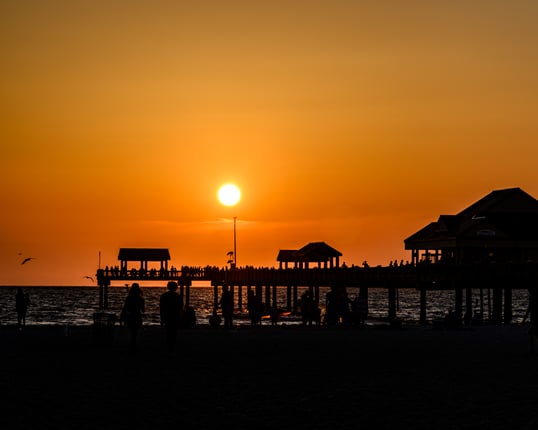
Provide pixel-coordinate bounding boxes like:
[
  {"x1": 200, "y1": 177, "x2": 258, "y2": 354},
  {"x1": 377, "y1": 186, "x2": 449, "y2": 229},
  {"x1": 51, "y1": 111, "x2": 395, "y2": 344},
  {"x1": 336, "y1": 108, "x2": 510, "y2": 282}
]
[
  {"x1": 233, "y1": 216, "x2": 237, "y2": 268},
  {"x1": 218, "y1": 184, "x2": 241, "y2": 269}
]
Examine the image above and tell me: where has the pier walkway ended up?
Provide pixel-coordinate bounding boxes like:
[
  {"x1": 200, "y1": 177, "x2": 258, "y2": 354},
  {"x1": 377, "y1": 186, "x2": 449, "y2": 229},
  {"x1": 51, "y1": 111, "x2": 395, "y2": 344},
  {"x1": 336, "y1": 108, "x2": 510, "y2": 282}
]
[{"x1": 96, "y1": 262, "x2": 538, "y2": 325}]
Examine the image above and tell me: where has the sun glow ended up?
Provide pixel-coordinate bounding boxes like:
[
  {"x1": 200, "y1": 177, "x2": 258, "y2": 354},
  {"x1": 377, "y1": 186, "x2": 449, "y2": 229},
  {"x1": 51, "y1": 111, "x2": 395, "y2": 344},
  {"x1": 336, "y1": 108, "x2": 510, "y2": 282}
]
[{"x1": 218, "y1": 184, "x2": 241, "y2": 207}]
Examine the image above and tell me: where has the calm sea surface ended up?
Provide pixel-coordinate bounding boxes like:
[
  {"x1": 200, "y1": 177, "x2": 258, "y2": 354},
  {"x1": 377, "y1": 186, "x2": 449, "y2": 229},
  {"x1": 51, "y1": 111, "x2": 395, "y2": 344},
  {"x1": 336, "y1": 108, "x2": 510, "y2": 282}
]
[{"x1": 0, "y1": 286, "x2": 530, "y2": 327}]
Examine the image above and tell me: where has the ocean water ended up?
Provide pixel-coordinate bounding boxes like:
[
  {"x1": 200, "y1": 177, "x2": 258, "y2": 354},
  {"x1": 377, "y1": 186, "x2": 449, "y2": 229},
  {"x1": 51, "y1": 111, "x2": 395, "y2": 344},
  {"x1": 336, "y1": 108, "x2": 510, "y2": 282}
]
[{"x1": 0, "y1": 286, "x2": 530, "y2": 327}]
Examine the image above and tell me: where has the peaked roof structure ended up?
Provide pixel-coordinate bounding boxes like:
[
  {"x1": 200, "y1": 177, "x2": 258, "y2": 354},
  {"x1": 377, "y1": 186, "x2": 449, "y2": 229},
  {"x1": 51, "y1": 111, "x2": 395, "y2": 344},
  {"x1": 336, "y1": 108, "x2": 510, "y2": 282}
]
[
  {"x1": 277, "y1": 241, "x2": 342, "y2": 268},
  {"x1": 117, "y1": 248, "x2": 171, "y2": 271},
  {"x1": 404, "y1": 188, "x2": 538, "y2": 264},
  {"x1": 118, "y1": 248, "x2": 171, "y2": 261}
]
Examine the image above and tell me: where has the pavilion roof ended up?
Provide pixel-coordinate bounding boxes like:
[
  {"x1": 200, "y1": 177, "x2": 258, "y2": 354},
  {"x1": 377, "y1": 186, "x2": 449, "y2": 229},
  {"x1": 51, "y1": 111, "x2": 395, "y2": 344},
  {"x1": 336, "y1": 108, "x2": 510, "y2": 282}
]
[
  {"x1": 404, "y1": 188, "x2": 538, "y2": 249},
  {"x1": 117, "y1": 248, "x2": 171, "y2": 262}
]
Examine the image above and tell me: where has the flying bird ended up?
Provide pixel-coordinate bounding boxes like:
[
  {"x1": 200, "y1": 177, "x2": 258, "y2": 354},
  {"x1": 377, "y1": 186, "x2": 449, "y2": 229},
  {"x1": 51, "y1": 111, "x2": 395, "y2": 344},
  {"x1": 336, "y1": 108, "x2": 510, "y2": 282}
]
[
  {"x1": 21, "y1": 257, "x2": 35, "y2": 265},
  {"x1": 83, "y1": 276, "x2": 94, "y2": 282}
]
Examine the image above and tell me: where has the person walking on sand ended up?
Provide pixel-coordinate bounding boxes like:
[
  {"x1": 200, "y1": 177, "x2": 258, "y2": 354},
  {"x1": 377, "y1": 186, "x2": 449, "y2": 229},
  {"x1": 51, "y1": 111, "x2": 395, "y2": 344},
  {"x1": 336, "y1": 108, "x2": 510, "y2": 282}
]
[
  {"x1": 160, "y1": 281, "x2": 184, "y2": 352},
  {"x1": 15, "y1": 287, "x2": 30, "y2": 329},
  {"x1": 120, "y1": 283, "x2": 145, "y2": 353},
  {"x1": 219, "y1": 285, "x2": 234, "y2": 329}
]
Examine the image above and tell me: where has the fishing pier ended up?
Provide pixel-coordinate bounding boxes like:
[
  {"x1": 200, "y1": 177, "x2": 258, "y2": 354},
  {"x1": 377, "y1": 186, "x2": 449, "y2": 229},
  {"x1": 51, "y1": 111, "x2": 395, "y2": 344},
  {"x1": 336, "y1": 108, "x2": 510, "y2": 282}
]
[
  {"x1": 96, "y1": 188, "x2": 538, "y2": 325},
  {"x1": 96, "y1": 259, "x2": 538, "y2": 325}
]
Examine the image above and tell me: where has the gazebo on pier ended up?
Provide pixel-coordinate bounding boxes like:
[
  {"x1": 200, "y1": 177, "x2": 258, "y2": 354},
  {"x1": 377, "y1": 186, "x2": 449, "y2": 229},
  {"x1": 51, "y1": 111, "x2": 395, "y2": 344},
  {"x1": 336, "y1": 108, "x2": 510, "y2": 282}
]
[
  {"x1": 277, "y1": 241, "x2": 342, "y2": 269},
  {"x1": 117, "y1": 247, "x2": 171, "y2": 273}
]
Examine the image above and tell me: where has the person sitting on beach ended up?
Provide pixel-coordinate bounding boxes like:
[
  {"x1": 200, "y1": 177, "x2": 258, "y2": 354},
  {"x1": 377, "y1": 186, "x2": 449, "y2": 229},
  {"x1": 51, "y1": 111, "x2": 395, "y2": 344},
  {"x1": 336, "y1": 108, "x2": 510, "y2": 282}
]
[
  {"x1": 356, "y1": 295, "x2": 368, "y2": 327},
  {"x1": 120, "y1": 283, "x2": 145, "y2": 353},
  {"x1": 209, "y1": 308, "x2": 222, "y2": 329},
  {"x1": 15, "y1": 287, "x2": 31, "y2": 329},
  {"x1": 160, "y1": 281, "x2": 184, "y2": 352}
]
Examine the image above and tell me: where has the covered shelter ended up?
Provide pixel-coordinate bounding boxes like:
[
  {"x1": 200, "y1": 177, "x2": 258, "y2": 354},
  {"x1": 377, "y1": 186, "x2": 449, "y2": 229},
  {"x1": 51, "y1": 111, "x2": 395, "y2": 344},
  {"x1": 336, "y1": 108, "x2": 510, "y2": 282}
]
[
  {"x1": 277, "y1": 241, "x2": 342, "y2": 269},
  {"x1": 117, "y1": 247, "x2": 171, "y2": 272},
  {"x1": 404, "y1": 188, "x2": 538, "y2": 265}
]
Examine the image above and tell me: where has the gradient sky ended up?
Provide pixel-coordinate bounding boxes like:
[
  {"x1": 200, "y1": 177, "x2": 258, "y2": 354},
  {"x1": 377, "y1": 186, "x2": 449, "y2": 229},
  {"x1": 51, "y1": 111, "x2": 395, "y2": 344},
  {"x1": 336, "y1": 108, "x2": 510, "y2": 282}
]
[{"x1": 1, "y1": 0, "x2": 537, "y2": 285}]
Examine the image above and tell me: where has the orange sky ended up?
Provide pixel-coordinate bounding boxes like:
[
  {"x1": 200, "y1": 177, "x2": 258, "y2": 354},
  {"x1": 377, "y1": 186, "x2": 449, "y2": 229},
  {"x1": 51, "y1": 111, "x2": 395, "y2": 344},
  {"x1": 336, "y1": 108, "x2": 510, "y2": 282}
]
[{"x1": 1, "y1": 0, "x2": 538, "y2": 285}]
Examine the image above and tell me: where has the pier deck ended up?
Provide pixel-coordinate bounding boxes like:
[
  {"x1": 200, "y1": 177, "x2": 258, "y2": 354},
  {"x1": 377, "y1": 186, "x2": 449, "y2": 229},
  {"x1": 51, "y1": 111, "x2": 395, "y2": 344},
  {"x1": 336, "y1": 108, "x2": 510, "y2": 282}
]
[{"x1": 96, "y1": 263, "x2": 538, "y2": 325}]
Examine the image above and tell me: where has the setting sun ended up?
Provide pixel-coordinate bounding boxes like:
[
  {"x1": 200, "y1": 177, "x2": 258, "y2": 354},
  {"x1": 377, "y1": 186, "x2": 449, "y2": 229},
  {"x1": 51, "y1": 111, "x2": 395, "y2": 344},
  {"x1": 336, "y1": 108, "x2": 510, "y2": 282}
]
[{"x1": 218, "y1": 184, "x2": 241, "y2": 207}]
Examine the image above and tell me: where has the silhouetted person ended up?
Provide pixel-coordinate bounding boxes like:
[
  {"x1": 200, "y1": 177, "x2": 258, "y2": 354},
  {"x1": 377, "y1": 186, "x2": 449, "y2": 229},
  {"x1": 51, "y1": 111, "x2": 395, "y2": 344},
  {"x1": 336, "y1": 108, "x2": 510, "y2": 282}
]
[
  {"x1": 15, "y1": 287, "x2": 30, "y2": 329},
  {"x1": 120, "y1": 283, "x2": 145, "y2": 353},
  {"x1": 336, "y1": 286, "x2": 351, "y2": 325},
  {"x1": 209, "y1": 308, "x2": 222, "y2": 329},
  {"x1": 351, "y1": 294, "x2": 368, "y2": 327},
  {"x1": 247, "y1": 290, "x2": 263, "y2": 327},
  {"x1": 445, "y1": 309, "x2": 458, "y2": 329},
  {"x1": 269, "y1": 307, "x2": 279, "y2": 326},
  {"x1": 300, "y1": 290, "x2": 314, "y2": 326},
  {"x1": 160, "y1": 281, "x2": 184, "y2": 352},
  {"x1": 324, "y1": 288, "x2": 337, "y2": 326},
  {"x1": 522, "y1": 289, "x2": 538, "y2": 354},
  {"x1": 219, "y1": 285, "x2": 234, "y2": 329}
]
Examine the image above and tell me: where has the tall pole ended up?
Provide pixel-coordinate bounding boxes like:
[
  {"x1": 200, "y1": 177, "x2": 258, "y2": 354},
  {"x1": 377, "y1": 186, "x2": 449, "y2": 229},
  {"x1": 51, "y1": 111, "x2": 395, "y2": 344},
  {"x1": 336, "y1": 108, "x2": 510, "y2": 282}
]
[{"x1": 233, "y1": 216, "x2": 237, "y2": 268}]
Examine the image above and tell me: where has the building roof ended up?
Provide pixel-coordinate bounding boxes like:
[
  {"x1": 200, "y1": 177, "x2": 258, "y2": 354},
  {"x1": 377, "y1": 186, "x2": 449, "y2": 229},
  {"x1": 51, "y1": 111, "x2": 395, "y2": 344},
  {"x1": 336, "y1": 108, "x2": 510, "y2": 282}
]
[
  {"x1": 117, "y1": 248, "x2": 171, "y2": 262},
  {"x1": 404, "y1": 188, "x2": 538, "y2": 250},
  {"x1": 277, "y1": 241, "x2": 342, "y2": 262}
]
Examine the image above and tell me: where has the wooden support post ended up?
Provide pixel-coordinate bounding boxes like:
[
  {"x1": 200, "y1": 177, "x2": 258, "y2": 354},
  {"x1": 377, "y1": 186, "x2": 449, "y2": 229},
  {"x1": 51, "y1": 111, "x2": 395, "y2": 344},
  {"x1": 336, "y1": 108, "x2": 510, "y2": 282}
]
[
  {"x1": 286, "y1": 285, "x2": 292, "y2": 311},
  {"x1": 465, "y1": 286, "x2": 472, "y2": 325},
  {"x1": 419, "y1": 287, "x2": 427, "y2": 325},
  {"x1": 213, "y1": 282, "x2": 219, "y2": 310},
  {"x1": 238, "y1": 285, "x2": 243, "y2": 310},
  {"x1": 99, "y1": 283, "x2": 104, "y2": 310},
  {"x1": 265, "y1": 284, "x2": 271, "y2": 308},
  {"x1": 504, "y1": 287, "x2": 512, "y2": 324},
  {"x1": 492, "y1": 287, "x2": 503, "y2": 324},
  {"x1": 455, "y1": 287, "x2": 463, "y2": 324},
  {"x1": 388, "y1": 285, "x2": 397, "y2": 321},
  {"x1": 272, "y1": 285, "x2": 277, "y2": 308},
  {"x1": 293, "y1": 285, "x2": 298, "y2": 313},
  {"x1": 104, "y1": 282, "x2": 109, "y2": 309},
  {"x1": 230, "y1": 284, "x2": 235, "y2": 310},
  {"x1": 360, "y1": 285, "x2": 369, "y2": 316},
  {"x1": 185, "y1": 284, "x2": 190, "y2": 307}
]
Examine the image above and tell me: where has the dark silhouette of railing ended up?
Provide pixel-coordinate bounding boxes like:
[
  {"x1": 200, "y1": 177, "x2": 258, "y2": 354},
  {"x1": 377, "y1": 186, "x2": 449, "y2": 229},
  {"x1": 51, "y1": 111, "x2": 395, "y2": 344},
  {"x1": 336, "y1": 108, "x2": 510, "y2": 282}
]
[
  {"x1": 95, "y1": 262, "x2": 538, "y2": 324},
  {"x1": 97, "y1": 262, "x2": 538, "y2": 289}
]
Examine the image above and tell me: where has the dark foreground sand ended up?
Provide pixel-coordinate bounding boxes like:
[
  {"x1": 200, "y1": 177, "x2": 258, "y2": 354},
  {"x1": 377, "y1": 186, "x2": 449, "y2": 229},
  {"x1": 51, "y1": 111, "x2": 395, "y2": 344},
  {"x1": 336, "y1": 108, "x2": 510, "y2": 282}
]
[{"x1": 1, "y1": 323, "x2": 537, "y2": 430}]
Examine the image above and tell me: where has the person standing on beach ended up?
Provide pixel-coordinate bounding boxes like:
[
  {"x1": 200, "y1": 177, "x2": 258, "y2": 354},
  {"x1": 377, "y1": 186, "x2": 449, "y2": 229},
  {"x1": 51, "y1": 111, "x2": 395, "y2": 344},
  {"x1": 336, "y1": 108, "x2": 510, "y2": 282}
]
[
  {"x1": 120, "y1": 283, "x2": 145, "y2": 353},
  {"x1": 159, "y1": 281, "x2": 184, "y2": 352},
  {"x1": 219, "y1": 285, "x2": 234, "y2": 329},
  {"x1": 15, "y1": 287, "x2": 30, "y2": 329}
]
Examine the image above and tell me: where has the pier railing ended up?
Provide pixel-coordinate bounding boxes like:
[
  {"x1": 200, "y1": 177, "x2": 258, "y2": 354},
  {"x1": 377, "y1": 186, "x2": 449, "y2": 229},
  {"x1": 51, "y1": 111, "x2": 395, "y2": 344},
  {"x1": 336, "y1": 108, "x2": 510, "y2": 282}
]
[
  {"x1": 96, "y1": 262, "x2": 538, "y2": 324},
  {"x1": 97, "y1": 262, "x2": 538, "y2": 289}
]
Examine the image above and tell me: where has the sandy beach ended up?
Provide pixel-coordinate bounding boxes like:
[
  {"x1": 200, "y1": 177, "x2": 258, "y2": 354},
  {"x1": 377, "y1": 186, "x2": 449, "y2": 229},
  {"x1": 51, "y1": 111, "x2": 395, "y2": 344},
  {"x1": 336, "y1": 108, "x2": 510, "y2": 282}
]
[{"x1": 1, "y1": 322, "x2": 537, "y2": 430}]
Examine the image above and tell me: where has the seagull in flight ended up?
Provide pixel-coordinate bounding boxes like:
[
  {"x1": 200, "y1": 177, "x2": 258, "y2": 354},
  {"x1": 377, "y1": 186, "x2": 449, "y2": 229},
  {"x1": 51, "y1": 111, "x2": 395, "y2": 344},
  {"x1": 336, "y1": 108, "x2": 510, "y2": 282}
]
[
  {"x1": 21, "y1": 257, "x2": 35, "y2": 265},
  {"x1": 83, "y1": 276, "x2": 94, "y2": 282}
]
